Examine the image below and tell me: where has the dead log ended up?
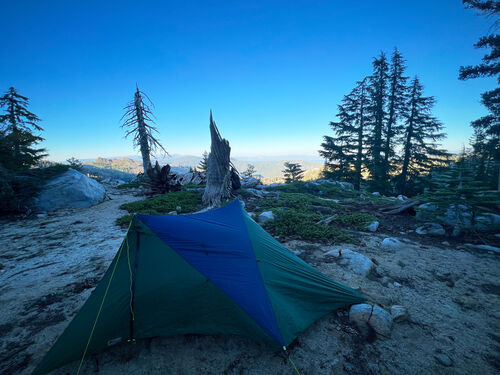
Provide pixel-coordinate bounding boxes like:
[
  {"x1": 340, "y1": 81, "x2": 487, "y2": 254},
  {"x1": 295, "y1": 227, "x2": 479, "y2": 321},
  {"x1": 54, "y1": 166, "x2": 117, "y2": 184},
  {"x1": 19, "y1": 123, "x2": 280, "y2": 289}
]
[{"x1": 380, "y1": 199, "x2": 420, "y2": 215}]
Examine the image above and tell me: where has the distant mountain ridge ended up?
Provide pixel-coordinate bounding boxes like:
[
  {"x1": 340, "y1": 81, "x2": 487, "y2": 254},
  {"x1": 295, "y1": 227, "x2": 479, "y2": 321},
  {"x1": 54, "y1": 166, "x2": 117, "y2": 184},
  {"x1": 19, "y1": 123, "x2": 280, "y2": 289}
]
[{"x1": 83, "y1": 155, "x2": 324, "y2": 179}]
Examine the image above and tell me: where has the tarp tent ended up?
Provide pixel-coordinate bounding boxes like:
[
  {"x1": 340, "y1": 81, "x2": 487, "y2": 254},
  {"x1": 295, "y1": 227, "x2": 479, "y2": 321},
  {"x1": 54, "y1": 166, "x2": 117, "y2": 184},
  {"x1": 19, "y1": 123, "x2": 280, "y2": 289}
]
[{"x1": 33, "y1": 200, "x2": 365, "y2": 375}]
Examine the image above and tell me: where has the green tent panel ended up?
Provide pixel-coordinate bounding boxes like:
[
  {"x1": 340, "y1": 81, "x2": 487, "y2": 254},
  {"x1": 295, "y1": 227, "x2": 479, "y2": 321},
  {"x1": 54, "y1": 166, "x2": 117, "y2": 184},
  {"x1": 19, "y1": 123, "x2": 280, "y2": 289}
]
[{"x1": 33, "y1": 200, "x2": 364, "y2": 375}]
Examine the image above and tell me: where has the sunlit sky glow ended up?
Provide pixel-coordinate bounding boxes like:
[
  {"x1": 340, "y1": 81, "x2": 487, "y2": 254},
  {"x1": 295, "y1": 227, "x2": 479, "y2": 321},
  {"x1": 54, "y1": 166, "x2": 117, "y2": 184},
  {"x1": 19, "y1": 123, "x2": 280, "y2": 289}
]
[{"x1": 0, "y1": 0, "x2": 496, "y2": 161}]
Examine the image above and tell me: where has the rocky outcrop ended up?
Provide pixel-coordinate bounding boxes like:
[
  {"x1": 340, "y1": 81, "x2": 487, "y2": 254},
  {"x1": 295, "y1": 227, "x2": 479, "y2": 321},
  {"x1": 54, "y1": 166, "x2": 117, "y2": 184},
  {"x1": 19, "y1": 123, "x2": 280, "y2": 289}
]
[
  {"x1": 32, "y1": 168, "x2": 106, "y2": 212},
  {"x1": 349, "y1": 304, "x2": 393, "y2": 337}
]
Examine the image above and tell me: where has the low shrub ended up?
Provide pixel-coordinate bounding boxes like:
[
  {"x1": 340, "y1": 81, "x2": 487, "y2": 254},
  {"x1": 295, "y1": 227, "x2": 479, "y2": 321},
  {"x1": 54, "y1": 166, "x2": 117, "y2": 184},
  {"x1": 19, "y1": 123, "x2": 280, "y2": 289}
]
[{"x1": 117, "y1": 190, "x2": 203, "y2": 226}]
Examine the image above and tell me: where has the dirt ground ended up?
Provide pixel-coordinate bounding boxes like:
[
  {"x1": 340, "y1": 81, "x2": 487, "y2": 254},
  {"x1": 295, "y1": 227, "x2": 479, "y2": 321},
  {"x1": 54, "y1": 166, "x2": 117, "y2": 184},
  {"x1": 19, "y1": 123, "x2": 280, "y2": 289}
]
[{"x1": 0, "y1": 188, "x2": 499, "y2": 375}]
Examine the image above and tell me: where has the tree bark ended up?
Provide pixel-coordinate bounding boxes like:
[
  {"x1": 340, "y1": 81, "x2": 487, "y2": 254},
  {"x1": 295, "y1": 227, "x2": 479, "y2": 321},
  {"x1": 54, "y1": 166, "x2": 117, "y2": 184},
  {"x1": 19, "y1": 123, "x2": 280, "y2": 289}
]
[{"x1": 203, "y1": 111, "x2": 233, "y2": 207}]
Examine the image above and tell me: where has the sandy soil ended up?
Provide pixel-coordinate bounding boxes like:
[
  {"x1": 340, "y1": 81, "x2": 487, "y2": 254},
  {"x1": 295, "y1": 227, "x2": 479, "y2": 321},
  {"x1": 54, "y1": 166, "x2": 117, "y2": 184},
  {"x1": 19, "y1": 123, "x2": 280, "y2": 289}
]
[{"x1": 0, "y1": 189, "x2": 499, "y2": 375}]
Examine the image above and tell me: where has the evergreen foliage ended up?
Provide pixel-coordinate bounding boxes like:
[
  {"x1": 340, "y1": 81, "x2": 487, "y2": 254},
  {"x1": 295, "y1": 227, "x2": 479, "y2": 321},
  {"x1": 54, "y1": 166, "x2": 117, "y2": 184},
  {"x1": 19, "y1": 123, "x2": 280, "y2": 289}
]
[
  {"x1": 423, "y1": 153, "x2": 500, "y2": 212},
  {"x1": 283, "y1": 162, "x2": 305, "y2": 183},
  {"x1": 460, "y1": 1, "x2": 500, "y2": 189},
  {"x1": 396, "y1": 77, "x2": 448, "y2": 195},
  {"x1": 0, "y1": 87, "x2": 46, "y2": 170},
  {"x1": 384, "y1": 48, "x2": 408, "y2": 177},
  {"x1": 242, "y1": 164, "x2": 256, "y2": 178},
  {"x1": 66, "y1": 157, "x2": 83, "y2": 170},
  {"x1": 366, "y1": 52, "x2": 389, "y2": 192},
  {"x1": 319, "y1": 78, "x2": 369, "y2": 190},
  {"x1": 198, "y1": 151, "x2": 209, "y2": 172}
]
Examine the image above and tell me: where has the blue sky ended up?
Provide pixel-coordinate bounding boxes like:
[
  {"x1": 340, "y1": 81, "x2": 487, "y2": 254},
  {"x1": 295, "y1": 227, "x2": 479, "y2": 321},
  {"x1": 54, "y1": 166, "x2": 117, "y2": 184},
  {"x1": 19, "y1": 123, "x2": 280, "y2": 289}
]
[{"x1": 0, "y1": 0, "x2": 496, "y2": 161}]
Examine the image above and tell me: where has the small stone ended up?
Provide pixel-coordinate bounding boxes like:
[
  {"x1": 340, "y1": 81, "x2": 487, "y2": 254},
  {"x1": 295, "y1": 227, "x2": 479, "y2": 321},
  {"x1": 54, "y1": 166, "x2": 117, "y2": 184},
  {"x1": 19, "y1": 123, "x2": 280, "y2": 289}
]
[
  {"x1": 390, "y1": 305, "x2": 408, "y2": 322},
  {"x1": 258, "y1": 211, "x2": 275, "y2": 224},
  {"x1": 366, "y1": 221, "x2": 379, "y2": 232},
  {"x1": 415, "y1": 222, "x2": 446, "y2": 236},
  {"x1": 168, "y1": 211, "x2": 177, "y2": 215},
  {"x1": 441, "y1": 241, "x2": 450, "y2": 246},
  {"x1": 434, "y1": 353, "x2": 453, "y2": 367},
  {"x1": 393, "y1": 281, "x2": 402, "y2": 287},
  {"x1": 372, "y1": 192, "x2": 381, "y2": 196},
  {"x1": 381, "y1": 238, "x2": 402, "y2": 250}
]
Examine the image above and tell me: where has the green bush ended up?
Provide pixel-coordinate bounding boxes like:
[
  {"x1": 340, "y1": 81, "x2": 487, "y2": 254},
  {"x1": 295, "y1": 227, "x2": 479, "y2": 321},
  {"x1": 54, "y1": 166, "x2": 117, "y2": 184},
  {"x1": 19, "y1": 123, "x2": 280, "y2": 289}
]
[
  {"x1": 117, "y1": 190, "x2": 203, "y2": 226},
  {"x1": 334, "y1": 213, "x2": 378, "y2": 229},
  {"x1": 264, "y1": 208, "x2": 352, "y2": 243}
]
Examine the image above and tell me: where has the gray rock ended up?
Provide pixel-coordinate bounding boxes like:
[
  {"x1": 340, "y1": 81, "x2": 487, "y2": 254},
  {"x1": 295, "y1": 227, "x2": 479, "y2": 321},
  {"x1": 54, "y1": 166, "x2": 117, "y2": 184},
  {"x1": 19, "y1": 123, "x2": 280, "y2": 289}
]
[
  {"x1": 474, "y1": 213, "x2": 500, "y2": 232},
  {"x1": 327, "y1": 249, "x2": 375, "y2": 276},
  {"x1": 190, "y1": 173, "x2": 205, "y2": 185},
  {"x1": 390, "y1": 305, "x2": 408, "y2": 322},
  {"x1": 393, "y1": 281, "x2": 402, "y2": 287},
  {"x1": 381, "y1": 237, "x2": 402, "y2": 250},
  {"x1": 258, "y1": 211, "x2": 274, "y2": 224},
  {"x1": 241, "y1": 177, "x2": 260, "y2": 188},
  {"x1": 366, "y1": 221, "x2": 379, "y2": 232},
  {"x1": 33, "y1": 169, "x2": 106, "y2": 212},
  {"x1": 245, "y1": 188, "x2": 264, "y2": 197},
  {"x1": 372, "y1": 192, "x2": 381, "y2": 196},
  {"x1": 440, "y1": 204, "x2": 472, "y2": 229},
  {"x1": 418, "y1": 203, "x2": 438, "y2": 211},
  {"x1": 434, "y1": 353, "x2": 453, "y2": 367},
  {"x1": 369, "y1": 305, "x2": 393, "y2": 337},
  {"x1": 415, "y1": 222, "x2": 446, "y2": 236},
  {"x1": 177, "y1": 172, "x2": 194, "y2": 185},
  {"x1": 349, "y1": 304, "x2": 392, "y2": 337},
  {"x1": 397, "y1": 194, "x2": 407, "y2": 201}
]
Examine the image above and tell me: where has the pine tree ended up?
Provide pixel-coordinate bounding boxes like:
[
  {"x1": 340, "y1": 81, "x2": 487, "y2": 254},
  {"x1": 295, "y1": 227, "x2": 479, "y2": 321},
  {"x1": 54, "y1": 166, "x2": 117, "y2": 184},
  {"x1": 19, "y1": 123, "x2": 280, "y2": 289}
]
[
  {"x1": 396, "y1": 77, "x2": 448, "y2": 195},
  {"x1": 366, "y1": 53, "x2": 390, "y2": 192},
  {"x1": 242, "y1": 164, "x2": 256, "y2": 178},
  {"x1": 198, "y1": 151, "x2": 209, "y2": 172},
  {"x1": 121, "y1": 86, "x2": 167, "y2": 173},
  {"x1": 319, "y1": 78, "x2": 369, "y2": 190},
  {"x1": 283, "y1": 162, "x2": 304, "y2": 183},
  {"x1": 0, "y1": 87, "x2": 46, "y2": 170},
  {"x1": 383, "y1": 48, "x2": 408, "y2": 178},
  {"x1": 460, "y1": 1, "x2": 500, "y2": 189}
]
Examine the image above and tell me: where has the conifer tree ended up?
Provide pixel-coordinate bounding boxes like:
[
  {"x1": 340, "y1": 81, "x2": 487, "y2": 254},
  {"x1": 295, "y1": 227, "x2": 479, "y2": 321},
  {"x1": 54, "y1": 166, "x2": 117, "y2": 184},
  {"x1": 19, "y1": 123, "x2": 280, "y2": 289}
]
[
  {"x1": 242, "y1": 164, "x2": 256, "y2": 178},
  {"x1": 460, "y1": 0, "x2": 500, "y2": 189},
  {"x1": 383, "y1": 48, "x2": 408, "y2": 177},
  {"x1": 198, "y1": 151, "x2": 209, "y2": 172},
  {"x1": 319, "y1": 78, "x2": 370, "y2": 190},
  {"x1": 121, "y1": 86, "x2": 167, "y2": 173},
  {"x1": 283, "y1": 162, "x2": 304, "y2": 183},
  {"x1": 0, "y1": 87, "x2": 46, "y2": 170},
  {"x1": 366, "y1": 53, "x2": 390, "y2": 192},
  {"x1": 396, "y1": 77, "x2": 448, "y2": 195}
]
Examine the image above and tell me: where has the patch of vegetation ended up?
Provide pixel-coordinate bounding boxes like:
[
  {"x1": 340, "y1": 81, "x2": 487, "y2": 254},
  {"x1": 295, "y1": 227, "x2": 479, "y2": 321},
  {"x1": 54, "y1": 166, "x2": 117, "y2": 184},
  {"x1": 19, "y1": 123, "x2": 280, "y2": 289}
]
[
  {"x1": 334, "y1": 213, "x2": 378, "y2": 230},
  {"x1": 245, "y1": 191, "x2": 340, "y2": 213},
  {"x1": 264, "y1": 208, "x2": 352, "y2": 243},
  {"x1": 117, "y1": 190, "x2": 203, "y2": 226}
]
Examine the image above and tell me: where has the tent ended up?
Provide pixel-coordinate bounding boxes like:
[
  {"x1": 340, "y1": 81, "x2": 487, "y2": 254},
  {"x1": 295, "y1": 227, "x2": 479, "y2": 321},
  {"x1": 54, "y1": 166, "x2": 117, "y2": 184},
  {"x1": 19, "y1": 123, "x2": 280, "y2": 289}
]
[{"x1": 33, "y1": 200, "x2": 365, "y2": 375}]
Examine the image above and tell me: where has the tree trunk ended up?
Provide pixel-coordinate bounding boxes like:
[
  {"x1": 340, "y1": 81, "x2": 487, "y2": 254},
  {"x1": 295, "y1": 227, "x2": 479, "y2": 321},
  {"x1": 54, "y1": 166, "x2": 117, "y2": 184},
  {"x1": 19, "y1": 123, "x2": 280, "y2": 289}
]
[
  {"x1": 399, "y1": 109, "x2": 414, "y2": 195},
  {"x1": 134, "y1": 92, "x2": 152, "y2": 172},
  {"x1": 354, "y1": 86, "x2": 365, "y2": 191},
  {"x1": 203, "y1": 111, "x2": 233, "y2": 207}
]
